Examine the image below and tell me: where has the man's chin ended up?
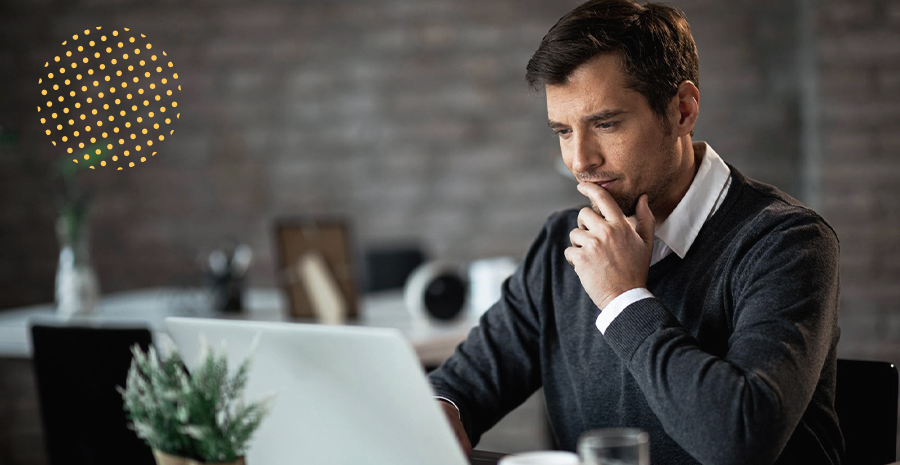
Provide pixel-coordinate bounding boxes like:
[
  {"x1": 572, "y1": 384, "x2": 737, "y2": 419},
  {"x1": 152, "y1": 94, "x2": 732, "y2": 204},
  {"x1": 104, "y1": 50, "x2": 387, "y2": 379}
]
[
  {"x1": 617, "y1": 196, "x2": 639, "y2": 217},
  {"x1": 589, "y1": 196, "x2": 638, "y2": 218}
]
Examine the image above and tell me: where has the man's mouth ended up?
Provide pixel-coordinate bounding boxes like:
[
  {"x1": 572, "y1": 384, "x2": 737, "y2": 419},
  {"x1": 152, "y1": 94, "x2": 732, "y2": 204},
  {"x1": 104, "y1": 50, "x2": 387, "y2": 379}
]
[{"x1": 590, "y1": 179, "x2": 616, "y2": 189}]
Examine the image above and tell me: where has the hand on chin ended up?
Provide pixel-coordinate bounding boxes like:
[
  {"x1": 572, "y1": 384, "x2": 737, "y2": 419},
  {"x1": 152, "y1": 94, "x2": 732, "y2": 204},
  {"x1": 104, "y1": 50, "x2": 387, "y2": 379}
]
[{"x1": 565, "y1": 183, "x2": 655, "y2": 309}]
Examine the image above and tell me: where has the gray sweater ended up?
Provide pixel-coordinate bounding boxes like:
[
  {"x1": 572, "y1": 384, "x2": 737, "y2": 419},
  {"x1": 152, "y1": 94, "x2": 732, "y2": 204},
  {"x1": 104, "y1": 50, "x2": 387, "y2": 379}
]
[{"x1": 428, "y1": 167, "x2": 843, "y2": 465}]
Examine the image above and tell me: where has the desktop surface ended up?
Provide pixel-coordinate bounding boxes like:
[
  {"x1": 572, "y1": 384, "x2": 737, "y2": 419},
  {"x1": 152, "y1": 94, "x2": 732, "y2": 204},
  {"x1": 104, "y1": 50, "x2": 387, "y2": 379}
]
[{"x1": 470, "y1": 450, "x2": 506, "y2": 464}]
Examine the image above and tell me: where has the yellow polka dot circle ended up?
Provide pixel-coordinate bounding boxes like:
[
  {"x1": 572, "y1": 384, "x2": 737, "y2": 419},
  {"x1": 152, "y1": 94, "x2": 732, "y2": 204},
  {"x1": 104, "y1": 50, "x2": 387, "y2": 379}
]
[{"x1": 38, "y1": 27, "x2": 181, "y2": 170}]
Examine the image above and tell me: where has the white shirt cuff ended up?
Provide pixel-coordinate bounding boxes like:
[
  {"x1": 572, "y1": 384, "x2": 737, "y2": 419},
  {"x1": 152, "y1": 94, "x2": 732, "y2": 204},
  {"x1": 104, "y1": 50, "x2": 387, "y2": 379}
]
[
  {"x1": 435, "y1": 396, "x2": 461, "y2": 420},
  {"x1": 594, "y1": 288, "x2": 655, "y2": 334}
]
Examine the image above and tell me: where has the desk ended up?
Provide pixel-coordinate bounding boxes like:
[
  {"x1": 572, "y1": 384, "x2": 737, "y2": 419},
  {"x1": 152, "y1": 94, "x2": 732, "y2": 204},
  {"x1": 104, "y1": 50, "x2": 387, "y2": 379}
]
[
  {"x1": 0, "y1": 287, "x2": 478, "y2": 366},
  {"x1": 470, "y1": 450, "x2": 507, "y2": 464},
  {"x1": 0, "y1": 288, "x2": 484, "y2": 465}
]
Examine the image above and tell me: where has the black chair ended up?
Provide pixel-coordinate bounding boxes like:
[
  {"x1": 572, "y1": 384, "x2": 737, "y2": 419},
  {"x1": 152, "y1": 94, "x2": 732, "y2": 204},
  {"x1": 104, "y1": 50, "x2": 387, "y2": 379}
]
[
  {"x1": 30, "y1": 324, "x2": 156, "y2": 465},
  {"x1": 835, "y1": 358, "x2": 899, "y2": 465}
]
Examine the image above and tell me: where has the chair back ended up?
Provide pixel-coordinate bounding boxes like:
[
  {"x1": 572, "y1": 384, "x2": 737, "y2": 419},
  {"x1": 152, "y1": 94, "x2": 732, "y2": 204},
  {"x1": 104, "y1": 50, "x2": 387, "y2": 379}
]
[
  {"x1": 835, "y1": 358, "x2": 899, "y2": 465},
  {"x1": 30, "y1": 324, "x2": 155, "y2": 465}
]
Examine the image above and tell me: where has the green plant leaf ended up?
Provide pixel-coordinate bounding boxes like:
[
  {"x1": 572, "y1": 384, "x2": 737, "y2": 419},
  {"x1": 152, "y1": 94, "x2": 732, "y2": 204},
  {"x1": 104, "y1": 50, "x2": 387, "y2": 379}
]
[{"x1": 119, "y1": 337, "x2": 275, "y2": 462}]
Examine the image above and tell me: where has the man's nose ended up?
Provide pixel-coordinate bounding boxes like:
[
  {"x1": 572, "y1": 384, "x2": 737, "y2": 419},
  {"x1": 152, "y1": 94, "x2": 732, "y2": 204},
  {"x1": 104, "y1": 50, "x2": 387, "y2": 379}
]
[{"x1": 570, "y1": 131, "x2": 604, "y2": 174}]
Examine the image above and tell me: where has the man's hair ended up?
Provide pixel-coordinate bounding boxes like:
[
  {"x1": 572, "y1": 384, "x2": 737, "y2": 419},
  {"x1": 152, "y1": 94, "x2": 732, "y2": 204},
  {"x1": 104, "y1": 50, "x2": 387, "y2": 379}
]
[{"x1": 526, "y1": 0, "x2": 700, "y2": 120}]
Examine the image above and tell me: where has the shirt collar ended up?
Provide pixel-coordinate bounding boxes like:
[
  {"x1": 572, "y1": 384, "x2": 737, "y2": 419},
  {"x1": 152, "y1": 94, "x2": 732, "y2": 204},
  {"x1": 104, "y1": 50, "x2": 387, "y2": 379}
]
[{"x1": 654, "y1": 142, "x2": 731, "y2": 258}]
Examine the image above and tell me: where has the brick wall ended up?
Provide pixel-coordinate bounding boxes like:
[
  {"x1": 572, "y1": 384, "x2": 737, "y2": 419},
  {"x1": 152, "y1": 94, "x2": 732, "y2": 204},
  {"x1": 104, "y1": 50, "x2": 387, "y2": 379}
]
[
  {"x1": 816, "y1": 0, "x2": 900, "y2": 365},
  {"x1": 0, "y1": 0, "x2": 808, "y2": 309}
]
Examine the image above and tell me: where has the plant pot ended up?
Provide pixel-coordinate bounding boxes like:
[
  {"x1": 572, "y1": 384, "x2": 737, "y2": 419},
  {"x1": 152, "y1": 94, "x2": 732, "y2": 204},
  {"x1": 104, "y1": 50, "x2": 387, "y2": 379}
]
[{"x1": 153, "y1": 450, "x2": 246, "y2": 465}]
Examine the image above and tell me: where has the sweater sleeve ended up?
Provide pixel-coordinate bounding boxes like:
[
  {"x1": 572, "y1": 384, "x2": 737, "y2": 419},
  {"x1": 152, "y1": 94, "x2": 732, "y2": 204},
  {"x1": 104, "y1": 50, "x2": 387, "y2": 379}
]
[
  {"x1": 602, "y1": 213, "x2": 841, "y2": 465},
  {"x1": 426, "y1": 216, "x2": 553, "y2": 447}
]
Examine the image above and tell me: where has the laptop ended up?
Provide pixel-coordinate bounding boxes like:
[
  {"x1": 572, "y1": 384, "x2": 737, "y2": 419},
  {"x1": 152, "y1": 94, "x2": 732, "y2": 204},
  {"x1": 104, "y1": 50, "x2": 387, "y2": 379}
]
[{"x1": 165, "y1": 317, "x2": 496, "y2": 465}]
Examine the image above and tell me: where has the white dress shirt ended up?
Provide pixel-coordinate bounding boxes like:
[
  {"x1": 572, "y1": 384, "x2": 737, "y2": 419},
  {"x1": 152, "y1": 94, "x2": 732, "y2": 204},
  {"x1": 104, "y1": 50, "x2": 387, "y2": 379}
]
[{"x1": 595, "y1": 142, "x2": 732, "y2": 334}]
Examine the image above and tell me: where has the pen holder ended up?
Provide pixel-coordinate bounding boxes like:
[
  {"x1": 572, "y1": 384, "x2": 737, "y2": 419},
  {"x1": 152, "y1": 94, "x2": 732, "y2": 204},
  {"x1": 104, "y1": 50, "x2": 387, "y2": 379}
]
[
  {"x1": 205, "y1": 271, "x2": 244, "y2": 313},
  {"x1": 202, "y1": 244, "x2": 252, "y2": 313}
]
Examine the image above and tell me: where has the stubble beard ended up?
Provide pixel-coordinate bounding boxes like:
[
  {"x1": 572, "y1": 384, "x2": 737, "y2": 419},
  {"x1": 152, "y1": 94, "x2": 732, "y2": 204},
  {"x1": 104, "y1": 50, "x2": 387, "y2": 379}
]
[
  {"x1": 591, "y1": 136, "x2": 679, "y2": 218},
  {"x1": 591, "y1": 191, "x2": 641, "y2": 218}
]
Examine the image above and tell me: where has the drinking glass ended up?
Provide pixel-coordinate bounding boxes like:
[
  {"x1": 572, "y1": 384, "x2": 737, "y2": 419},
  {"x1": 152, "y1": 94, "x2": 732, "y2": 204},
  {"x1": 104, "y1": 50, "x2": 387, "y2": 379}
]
[{"x1": 578, "y1": 428, "x2": 650, "y2": 465}]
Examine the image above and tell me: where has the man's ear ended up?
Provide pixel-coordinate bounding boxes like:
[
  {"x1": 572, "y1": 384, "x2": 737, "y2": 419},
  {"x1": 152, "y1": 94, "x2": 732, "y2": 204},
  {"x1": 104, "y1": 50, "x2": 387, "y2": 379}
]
[{"x1": 669, "y1": 80, "x2": 700, "y2": 137}]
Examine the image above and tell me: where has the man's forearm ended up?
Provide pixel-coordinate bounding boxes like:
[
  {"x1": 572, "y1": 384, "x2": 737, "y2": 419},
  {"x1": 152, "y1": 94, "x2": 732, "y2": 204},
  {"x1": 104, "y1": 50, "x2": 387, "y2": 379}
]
[
  {"x1": 427, "y1": 216, "x2": 554, "y2": 446},
  {"x1": 600, "y1": 220, "x2": 840, "y2": 465}
]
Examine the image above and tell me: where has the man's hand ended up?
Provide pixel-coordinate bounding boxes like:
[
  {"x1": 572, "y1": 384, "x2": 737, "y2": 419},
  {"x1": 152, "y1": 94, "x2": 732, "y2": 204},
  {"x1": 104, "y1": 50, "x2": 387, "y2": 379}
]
[
  {"x1": 438, "y1": 400, "x2": 472, "y2": 456},
  {"x1": 565, "y1": 183, "x2": 655, "y2": 310}
]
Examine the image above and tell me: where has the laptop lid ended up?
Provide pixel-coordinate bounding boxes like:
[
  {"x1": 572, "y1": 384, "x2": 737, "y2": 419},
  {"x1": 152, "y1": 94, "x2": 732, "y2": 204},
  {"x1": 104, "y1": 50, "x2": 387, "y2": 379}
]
[{"x1": 164, "y1": 317, "x2": 469, "y2": 465}]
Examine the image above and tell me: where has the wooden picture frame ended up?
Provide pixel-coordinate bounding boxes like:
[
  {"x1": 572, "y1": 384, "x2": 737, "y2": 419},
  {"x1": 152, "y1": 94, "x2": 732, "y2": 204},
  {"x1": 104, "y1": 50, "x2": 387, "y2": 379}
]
[{"x1": 273, "y1": 218, "x2": 359, "y2": 320}]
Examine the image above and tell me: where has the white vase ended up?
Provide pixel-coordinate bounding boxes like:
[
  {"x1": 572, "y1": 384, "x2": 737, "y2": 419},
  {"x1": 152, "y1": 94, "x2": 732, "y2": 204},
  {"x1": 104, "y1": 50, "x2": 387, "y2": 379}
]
[{"x1": 55, "y1": 216, "x2": 99, "y2": 317}]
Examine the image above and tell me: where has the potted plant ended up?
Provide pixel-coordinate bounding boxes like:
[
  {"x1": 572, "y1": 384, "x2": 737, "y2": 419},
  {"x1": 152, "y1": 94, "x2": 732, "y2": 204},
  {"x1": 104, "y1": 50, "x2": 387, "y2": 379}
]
[{"x1": 119, "y1": 337, "x2": 275, "y2": 465}]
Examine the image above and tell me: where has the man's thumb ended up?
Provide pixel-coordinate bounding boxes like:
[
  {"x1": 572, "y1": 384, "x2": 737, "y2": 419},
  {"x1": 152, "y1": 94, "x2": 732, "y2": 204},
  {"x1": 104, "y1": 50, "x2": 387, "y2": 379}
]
[{"x1": 636, "y1": 194, "x2": 655, "y2": 244}]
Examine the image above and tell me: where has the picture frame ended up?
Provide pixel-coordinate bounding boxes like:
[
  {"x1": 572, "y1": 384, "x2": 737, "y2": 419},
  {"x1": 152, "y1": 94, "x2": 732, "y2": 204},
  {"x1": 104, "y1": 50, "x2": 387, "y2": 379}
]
[{"x1": 273, "y1": 218, "x2": 359, "y2": 320}]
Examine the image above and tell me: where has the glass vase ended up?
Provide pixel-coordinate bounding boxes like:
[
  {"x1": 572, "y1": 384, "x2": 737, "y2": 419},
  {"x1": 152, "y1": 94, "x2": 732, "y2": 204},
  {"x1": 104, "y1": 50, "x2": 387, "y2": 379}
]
[{"x1": 55, "y1": 215, "x2": 99, "y2": 317}]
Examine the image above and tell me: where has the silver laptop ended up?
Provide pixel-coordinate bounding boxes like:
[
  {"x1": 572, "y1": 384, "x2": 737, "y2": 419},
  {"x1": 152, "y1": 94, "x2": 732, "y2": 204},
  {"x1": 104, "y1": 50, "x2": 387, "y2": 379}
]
[{"x1": 165, "y1": 317, "x2": 470, "y2": 465}]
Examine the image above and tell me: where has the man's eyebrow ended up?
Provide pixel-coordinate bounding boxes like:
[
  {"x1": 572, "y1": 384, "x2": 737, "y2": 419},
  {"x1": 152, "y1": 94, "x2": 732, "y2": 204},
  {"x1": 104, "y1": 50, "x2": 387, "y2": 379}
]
[
  {"x1": 582, "y1": 109, "x2": 627, "y2": 124},
  {"x1": 547, "y1": 109, "x2": 628, "y2": 129},
  {"x1": 547, "y1": 119, "x2": 567, "y2": 130}
]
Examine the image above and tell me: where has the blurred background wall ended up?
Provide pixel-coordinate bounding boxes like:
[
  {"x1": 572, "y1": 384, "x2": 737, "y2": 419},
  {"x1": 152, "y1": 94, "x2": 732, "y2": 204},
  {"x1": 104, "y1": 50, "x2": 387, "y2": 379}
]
[
  {"x1": 0, "y1": 0, "x2": 898, "y2": 455},
  {"x1": 0, "y1": 0, "x2": 813, "y2": 304}
]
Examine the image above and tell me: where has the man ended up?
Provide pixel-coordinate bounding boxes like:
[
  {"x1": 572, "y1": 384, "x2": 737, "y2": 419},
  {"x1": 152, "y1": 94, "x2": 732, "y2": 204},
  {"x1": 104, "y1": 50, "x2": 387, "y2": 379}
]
[{"x1": 427, "y1": 1, "x2": 844, "y2": 464}]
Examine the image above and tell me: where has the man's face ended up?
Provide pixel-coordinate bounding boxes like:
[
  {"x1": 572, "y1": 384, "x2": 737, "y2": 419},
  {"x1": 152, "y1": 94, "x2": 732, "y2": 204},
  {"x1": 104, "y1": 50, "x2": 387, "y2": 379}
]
[{"x1": 546, "y1": 54, "x2": 681, "y2": 217}]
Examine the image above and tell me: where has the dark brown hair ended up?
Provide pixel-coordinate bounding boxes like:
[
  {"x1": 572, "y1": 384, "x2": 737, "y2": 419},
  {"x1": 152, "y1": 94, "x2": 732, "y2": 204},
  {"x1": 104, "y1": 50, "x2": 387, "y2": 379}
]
[{"x1": 526, "y1": 0, "x2": 699, "y2": 120}]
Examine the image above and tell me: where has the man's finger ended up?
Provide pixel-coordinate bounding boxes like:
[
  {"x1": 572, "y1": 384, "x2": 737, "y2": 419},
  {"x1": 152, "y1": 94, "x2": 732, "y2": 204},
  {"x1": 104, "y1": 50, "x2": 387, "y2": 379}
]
[
  {"x1": 577, "y1": 182, "x2": 626, "y2": 223},
  {"x1": 635, "y1": 194, "x2": 655, "y2": 246},
  {"x1": 564, "y1": 246, "x2": 576, "y2": 267},
  {"x1": 569, "y1": 227, "x2": 592, "y2": 247},
  {"x1": 577, "y1": 206, "x2": 605, "y2": 231}
]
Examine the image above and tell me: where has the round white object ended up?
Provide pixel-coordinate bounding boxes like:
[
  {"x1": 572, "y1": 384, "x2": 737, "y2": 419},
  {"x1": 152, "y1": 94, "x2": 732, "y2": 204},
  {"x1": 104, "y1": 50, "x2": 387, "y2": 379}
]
[
  {"x1": 404, "y1": 260, "x2": 468, "y2": 322},
  {"x1": 498, "y1": 451, "x2": 581, "y2": 465}
]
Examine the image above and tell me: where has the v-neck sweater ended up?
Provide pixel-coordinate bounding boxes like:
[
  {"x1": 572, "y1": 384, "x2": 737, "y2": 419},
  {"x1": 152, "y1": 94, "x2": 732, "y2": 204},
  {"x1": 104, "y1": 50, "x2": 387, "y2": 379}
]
[{"x1": 428, "y1": 166, "x2": 843, "y2": 465}]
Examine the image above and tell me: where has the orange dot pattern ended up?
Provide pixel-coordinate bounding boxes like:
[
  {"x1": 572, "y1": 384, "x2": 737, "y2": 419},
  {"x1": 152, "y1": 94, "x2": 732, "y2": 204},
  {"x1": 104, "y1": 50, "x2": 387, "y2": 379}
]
[{"x1": 38, "y1": 27, "x2": 180, "y2": 170}]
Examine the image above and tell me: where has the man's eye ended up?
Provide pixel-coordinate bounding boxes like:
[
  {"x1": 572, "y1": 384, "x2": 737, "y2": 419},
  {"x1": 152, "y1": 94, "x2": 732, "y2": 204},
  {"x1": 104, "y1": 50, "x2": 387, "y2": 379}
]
[
  {"x1": 554, "y1": 128, "x2": 572, "y2": 137},
  {"x1": 597, "y1": 122, "x2": 617, "y2": 130}
]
